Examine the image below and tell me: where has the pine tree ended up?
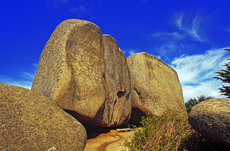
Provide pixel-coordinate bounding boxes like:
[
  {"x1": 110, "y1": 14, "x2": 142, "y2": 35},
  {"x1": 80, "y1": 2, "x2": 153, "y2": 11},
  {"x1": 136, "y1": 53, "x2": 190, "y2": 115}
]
[{"x1": 213, "y1": 49, "x2": 230, "y2": 98}]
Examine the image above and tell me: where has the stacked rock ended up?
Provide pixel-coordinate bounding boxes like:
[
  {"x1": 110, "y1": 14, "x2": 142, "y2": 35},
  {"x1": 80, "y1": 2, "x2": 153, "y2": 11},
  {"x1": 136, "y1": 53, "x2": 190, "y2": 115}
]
[{"x1": 1, "y1": 19, "x2": 189, "y2": 150}]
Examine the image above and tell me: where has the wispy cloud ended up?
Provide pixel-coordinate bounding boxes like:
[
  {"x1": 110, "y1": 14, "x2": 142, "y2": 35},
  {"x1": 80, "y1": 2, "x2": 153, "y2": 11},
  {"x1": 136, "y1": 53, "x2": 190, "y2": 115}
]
[
  {"x1": 158, "y1": 43, "x2": 177, "y2": 61},
  {"x1": 175, "y1": 12, "x2": 183, "y2": 29},
  {"x1": 149, "y1": 32, "x2": 184, "y2": 40},
  {"x1": 170, "y1": 48, "x2": 230, "y2": 101},
  {"x1": 0, "y1": 78, "x2": 33, "y2": 89},
  {"x1": 148, "y1": 11, "x2": 207, "y2": 62},
  {"x1": 182, "y1": 80, "x2": 223, "y2": 102},
  {"x1": 174, "y1": 11, "x2": 205, "y2": 41},
  {"x1": 123, "y1": 48, "x2": 161, "y2": 59},
  {"x1": 155, "y1": 42, "x2": 192, "y2": 63},
  {"x1": 123, "y1": 49, "x2": 137, "y2": 56},
  {"x1": 156, "y1": 55, "x2": 161, "y2": 60},
  {"x1": 0, "y1": 63, "x2": 37, "y2": 89},
  {"x1": 148, "y1": 32, "x2": 184, "y2": 62},
  {"x1": 129, "y1": 50, "x2": 136, "y2": 55}
]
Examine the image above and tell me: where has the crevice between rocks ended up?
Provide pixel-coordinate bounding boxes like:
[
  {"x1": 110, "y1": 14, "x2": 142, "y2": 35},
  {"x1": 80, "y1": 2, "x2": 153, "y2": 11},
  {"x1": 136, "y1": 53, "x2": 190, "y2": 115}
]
[
  {"x1": 117, "y1": 90, "x2": 126, "y2": 98},
  {"x1": 133, "y1": 87, "x2": 140, "y2": 95}
]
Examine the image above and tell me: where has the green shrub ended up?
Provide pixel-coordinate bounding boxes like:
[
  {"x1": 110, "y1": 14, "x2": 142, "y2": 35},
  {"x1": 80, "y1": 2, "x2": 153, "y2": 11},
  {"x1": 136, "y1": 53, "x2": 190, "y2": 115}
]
[
  {"x1": 125, "y1": 111, "x2": 228, "y2": 151},
  {"x1": 125, "y1": 112, "x2": 191, "y2": 151},
  {"x1": 185, "y1": 95, "x2": 215, "y2": 115}
]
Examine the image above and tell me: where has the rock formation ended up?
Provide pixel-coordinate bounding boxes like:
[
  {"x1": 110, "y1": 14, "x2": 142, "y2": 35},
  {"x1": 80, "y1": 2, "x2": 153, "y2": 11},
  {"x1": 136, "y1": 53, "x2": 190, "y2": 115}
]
[
  {"x1": 0, "y1": 83, "x2": 87, "y2": 151},
  {"x1": 31, "y1": 19, "x2": 131, "y2": 127},
  {"x1": 189, "y1": 98, "x2": 230, "y2": 149},
  {"x1": 127, "y1": 52, "x2": 187, "y2": 124}
]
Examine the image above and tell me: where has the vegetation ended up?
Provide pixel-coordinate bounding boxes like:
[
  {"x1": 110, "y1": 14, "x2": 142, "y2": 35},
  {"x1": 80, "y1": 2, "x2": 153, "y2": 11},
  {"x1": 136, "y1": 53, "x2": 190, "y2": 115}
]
[
  {"x1": 185, "y1": 95, "x2": 215, "y2": 115},
  {"x1": 214, "y1": 49, "x2": 230, "y2": 98},
  {"x1": 125, "y1": 112, "x2": 228, "y2": 151}
]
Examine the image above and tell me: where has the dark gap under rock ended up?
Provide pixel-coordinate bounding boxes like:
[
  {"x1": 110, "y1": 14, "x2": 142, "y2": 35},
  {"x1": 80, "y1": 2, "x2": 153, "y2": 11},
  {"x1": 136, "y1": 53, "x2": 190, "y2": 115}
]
[
  {"x1": 131, "y1": 108, "x2": 147, "y2": 126},
  {"x1": 63, "y1": 108, "x2": 132, "y2": 139}
]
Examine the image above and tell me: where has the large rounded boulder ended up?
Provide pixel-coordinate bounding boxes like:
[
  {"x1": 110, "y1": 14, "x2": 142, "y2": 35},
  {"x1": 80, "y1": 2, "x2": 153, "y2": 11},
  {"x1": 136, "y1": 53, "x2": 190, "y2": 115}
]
[
  {"x1": 32, "y1": 19, "x2": 131, "y2": 127},
  {"x1": 0, "y1": 83, "x2": 87, "y2": 151},
  {"x1": 127, "y1": 52, "x2": 187, "y2": 123},
  {"x1": 189, "y1": 98, "x2": 230, "y2": 149}
]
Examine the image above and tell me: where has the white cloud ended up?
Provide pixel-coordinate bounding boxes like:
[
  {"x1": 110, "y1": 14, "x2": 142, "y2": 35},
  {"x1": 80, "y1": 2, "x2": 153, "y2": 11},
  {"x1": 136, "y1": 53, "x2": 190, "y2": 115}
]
[
  {"x1": 149, "y1": 31, "x2": 185, "y2": 61},
  {"x1": 148, "y1": 11, "x2": 206, "y2": 61},
  {"x1": 0, "y1": 63, "x2": 37, "y2": 90},
  {"x1": 175, "y1": 12, "x2": 183, "y2": 29},
  {"x1": 190, "y1": 13, "x2": 204, "y2": 40},
  {"x1": 159, "y1": 43, "x2": 176, "y2": 53},
  {"x1": 0, "y1": 78, "x2": 32, "y2": 89},
  {"x1": 128, "y1": 50, "x2": 136, "y2": 55},
  {"x1": 156, "y1": 43, "x2": 180, "y2": 62},
  {"x1": 182, "y1": 80, "x2": 223, "y2": 102},
  {"x1": 123, "y1": 49, "x2": 161, "y2": 60},
  {"x1": 170, "y1": 48, "x2": 230, "y2": 102},
  {"x1": 156, "y1": 55, "x2": 161, "y2": 60},
  {"x1": 32, "y1": 63, "x2": 38, "y2": 68},
  {"x1": 150, "y1": 32, "x2": 184, "y2": 40},
  {"x1": 174, "y1": 11, "x2": 205, "y2": 41},
  {"x1": 120, "y1": 49, "x2": 136, "y2": 57}
]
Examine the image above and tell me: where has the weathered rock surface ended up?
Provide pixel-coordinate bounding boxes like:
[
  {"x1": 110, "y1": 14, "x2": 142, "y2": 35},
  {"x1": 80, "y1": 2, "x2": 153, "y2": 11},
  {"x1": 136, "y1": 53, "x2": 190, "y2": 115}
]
[
  {"x1": 32, "y1": 19, "x2": 131, "y2": 127},
  {"x1": 0, "y1": 83, "x2": 87, "y2": 151},
  {"x1": 84, "y1": 128, "x2": 137, "y2": 151},
  {"x1": 103, "y1": 35, "x2": 131, "y2": 127},
  {"x1": 189, "y1": 98, "x2": 230, "y2": 149},
  {"x1": 127, "y1": 52, "x2": 187, "y2": 124}
]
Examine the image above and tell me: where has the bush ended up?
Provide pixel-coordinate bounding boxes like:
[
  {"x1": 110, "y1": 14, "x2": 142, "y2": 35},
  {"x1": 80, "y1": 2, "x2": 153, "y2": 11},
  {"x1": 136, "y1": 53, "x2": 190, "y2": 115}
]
[
  {"x1": 125, "y1": 112, "x2": 191, "y2": 150},
  {"x1": 185, "y1": 95, "x2": 215, "y2": 115},
  {"x1": 125, "y1": 111, "x2": 228, "y2": 151}
]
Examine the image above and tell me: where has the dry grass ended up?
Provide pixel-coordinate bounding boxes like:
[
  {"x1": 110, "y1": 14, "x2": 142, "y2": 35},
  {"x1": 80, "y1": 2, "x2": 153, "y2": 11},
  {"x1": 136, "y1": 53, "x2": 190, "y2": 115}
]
[{"x1": 125, "y1": 112, "x2": 228, "y2": 151}]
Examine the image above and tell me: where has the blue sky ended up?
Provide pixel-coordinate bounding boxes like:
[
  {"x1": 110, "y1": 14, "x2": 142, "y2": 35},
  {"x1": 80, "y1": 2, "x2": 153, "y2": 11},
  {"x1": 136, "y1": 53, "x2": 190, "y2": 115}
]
[{"x1": 1, "y1": 0, "x2": 230, "y2": 102}]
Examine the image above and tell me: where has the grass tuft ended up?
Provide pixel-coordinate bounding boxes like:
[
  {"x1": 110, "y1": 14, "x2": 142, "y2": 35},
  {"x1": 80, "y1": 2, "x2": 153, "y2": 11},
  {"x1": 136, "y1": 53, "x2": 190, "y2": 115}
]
[{"x1": 125, "y1": 111, "x2": 228, "y2": 151}]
